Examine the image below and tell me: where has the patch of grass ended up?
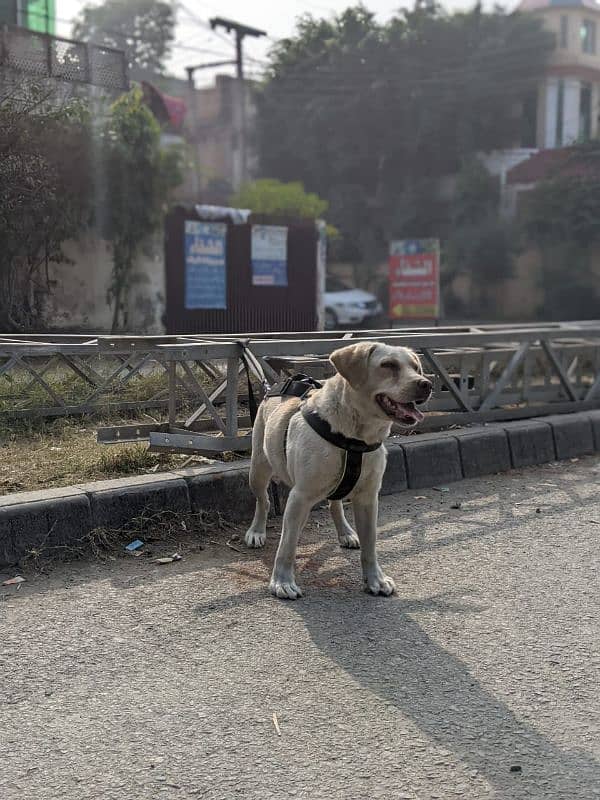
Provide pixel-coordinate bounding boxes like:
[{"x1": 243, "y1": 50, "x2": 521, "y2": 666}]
[
  {"x1": 96, "y1": 445, "x2": 160, "y2": 474},
  {"x1": 0, "y1": 417, "x2": 186, "y2": 494}
]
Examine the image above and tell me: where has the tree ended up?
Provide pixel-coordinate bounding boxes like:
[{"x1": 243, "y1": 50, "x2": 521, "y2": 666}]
[
  {"x1": 255, "y1": 3, "x2": 553, "y2": 270},
  {"x1": 444, "y1": 160, "x2": 519, "y2": 316},
  {"x1": 525, "y1": 149, "x2": 600, "y2": 318},
  {"x1": 102, "y1": 87, "x2": 183, "y2": 331},
  {"x1": 231, "y1": 179, "x2": 329, "y2": 219},
  {"x1": 0, "y1": 85, "x2": 93, "y2": 329},
  {"x1": 73, "y1": 0, "x2": 175, "y2": 73}
]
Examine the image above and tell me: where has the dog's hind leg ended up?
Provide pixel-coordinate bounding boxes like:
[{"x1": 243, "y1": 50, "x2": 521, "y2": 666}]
[
  {"x1": 245, "y1": 414, "x2": 272, "y2": 548},
  {"x1": 329, "y1": 500, "x2": 360, "y2": 549}
]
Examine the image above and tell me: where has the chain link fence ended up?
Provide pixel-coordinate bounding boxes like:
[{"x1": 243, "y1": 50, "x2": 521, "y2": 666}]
[{"x1": 1, "y1": 24, "x2": 128, "y2": 91}]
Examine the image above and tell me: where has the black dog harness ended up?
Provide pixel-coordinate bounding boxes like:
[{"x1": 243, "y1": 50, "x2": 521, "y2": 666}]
[{"x1": 266, "y1": 374, "x2": 382, "y2": 500}]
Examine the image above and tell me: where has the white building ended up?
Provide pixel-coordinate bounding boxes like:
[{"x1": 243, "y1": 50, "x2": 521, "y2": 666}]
[{"x1": 520, "y1": 0, "x2": 600, "y2": 147}]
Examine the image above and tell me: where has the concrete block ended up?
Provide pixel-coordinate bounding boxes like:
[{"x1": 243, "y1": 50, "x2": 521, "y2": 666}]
[
  {"x1": 400, "y1": 437, "x2": 463, "y2": 490},
  {"x1": 585, "y1": 409, "x2": 600, "y2": 451},
  {"x1": 502, "y1": 421, "x2": 555, "y2": 468},
  {"x1": 380, "y1": 442, "x2": 408, "y2": 495},
  {"x1": 85, "y1": 475, "x2": 190, "y2": 531},
  {"x1": 185, "y1": 466, "x2": 254, "y2": 522},
  {"x1": 0, "y1": 493, "x2": 92, "y2": 567},
  {"x1": 542, "y1": 413, "x2": 595, "y2": 460},
  {"x1": 454, "y1": 428, "x2": 512, "y2": 478}
]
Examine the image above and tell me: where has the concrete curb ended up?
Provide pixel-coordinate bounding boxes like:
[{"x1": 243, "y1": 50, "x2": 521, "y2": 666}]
[{"x1": 1, "y1": 410, "x2": 599, "y2": 567}]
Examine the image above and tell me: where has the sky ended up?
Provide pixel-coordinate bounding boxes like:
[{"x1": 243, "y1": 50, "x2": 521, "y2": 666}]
[{"x1": 56, "y1": 0, "x2": 506, "y2": 84}]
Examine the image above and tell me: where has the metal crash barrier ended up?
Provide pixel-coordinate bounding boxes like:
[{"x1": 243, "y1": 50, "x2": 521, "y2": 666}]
[{"x1": 0, "y1": 323, "x2": 598, "y2": 454}]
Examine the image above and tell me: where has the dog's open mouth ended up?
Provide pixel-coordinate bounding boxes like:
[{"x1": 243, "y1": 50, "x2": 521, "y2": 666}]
[{"x1": 376, "y1": 394, "x2": 425, "y2": 425}]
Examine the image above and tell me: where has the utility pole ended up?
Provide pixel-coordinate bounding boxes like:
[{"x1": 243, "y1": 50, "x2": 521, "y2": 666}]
[{"x1": 209, "y1": 17, "x2": 266, "y2": 187}]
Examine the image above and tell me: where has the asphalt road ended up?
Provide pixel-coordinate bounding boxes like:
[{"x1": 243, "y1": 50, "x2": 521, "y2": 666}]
[{"x1": 2, "y1": 455, "x2": 600, "y2": 800}]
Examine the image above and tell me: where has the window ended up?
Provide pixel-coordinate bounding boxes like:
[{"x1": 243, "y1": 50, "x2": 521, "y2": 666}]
[
  {"x1": 326, "y1": 277, "x2": 351, "y2": 293},
  {"x1": 580, "y1": 82, "x2": 592, "y2": 140},
  {"x1": 581, "y1": 19, "x2": 596, "y2": 54},
  {"x1": 560, "y1": 15, "x2": 568, "y2": 48},
  {"x1": 520, "y1": 90, "x2": 538, "y2": 148},
  {"x1": 556, "y1": 79, "x2": 564, "y2": 147}
]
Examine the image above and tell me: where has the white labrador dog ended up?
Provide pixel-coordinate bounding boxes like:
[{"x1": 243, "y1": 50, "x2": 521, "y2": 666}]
[{"x1": 245, "y1": 342, "x2": 432, "y2": 599}]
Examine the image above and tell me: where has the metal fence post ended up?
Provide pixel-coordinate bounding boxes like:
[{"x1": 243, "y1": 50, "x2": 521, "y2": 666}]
[
  {"x1": 168, "y1": 360, "x2": 177, "y2": 426},
  {"x1": 225, "y1": 357, "x2": 239, "y2": 438}
]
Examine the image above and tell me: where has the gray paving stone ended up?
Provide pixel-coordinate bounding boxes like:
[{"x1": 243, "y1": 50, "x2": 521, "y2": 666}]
[
  {"x1": 454, "y1": 428, "x2": 512, "y2": 478},
  {"x1": 186, "y1": 467, "x2": 254, "y2": 521},
  {"x1": 87, "y1": 476, "x2": 190, "y2": 531},
  {"x1": 380, "y1": 442, "x2": 408, "y2": 495},
  {"x1": 501, "y1": 421, "x2": 556, "y2": 468},
  {"x1": 542, "y1": 413, "x2": 595, "y2": 460},
  {"x1": 585, "y1": 409, "x2": 600, "y2": 451},
  {"x1": 400, "y1": 437, "x2": 463, "y2": 490},
  {"x1": 0, "y1": 494, "x2": 92, "y2": 567}
]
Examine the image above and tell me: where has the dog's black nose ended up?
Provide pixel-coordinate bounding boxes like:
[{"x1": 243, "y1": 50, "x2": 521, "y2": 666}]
[{"x1": 416, "y1": 378, "x2": 432, "y2": 399}]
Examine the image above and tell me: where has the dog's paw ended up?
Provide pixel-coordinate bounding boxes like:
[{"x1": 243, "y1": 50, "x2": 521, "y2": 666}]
[
  {"x1": 338, "y1": 530, "x2": 360, "y2": 549},
  {"x1": 269, "y1": 577, "x2": 303, "y2": 600},
  {"x1": 363, "y1": 573, "x2": 396, "y2": 597},
  {"x1": 244, "y1": 528, "x2": 266, "y2": 548}
]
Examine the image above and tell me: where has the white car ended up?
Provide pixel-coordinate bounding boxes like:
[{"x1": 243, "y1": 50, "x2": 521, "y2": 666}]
[{"x1": 324, "y1": 277, "x2": 383, "y2": 329}]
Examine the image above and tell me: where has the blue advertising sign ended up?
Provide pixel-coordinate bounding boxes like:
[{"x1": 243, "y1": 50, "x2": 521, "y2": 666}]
[
  {"x1": 251, "y1": 225, "x2": 288, "y2": 287},
  {"x1": 184, "y1": 221, "x2": 227, "y2": 309}
]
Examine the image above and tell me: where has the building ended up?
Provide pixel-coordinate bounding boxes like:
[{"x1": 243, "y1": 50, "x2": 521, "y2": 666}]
[
  {"x1": 520, "y1": 0, "x2": 600, "y2": 147},
  {"x1": 0, "y1": 0, "x2": 55, "y2": 33},
  {"x1": 136, "y1": 69, "x2": 257, "y2": 203}
]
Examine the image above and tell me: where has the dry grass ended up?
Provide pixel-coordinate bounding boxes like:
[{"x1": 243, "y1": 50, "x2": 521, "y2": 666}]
[{"x1": 0, "y1": 416, "x2": 187, "y2": 494}]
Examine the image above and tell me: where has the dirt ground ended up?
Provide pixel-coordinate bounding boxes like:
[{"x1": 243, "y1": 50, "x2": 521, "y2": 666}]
[{"x1": 0, "y1": 416, "x2": 204, "y2": 494}]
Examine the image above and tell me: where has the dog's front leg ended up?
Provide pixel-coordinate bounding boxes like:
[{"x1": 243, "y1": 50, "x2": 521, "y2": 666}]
[
  {"x1": 270, "y1": 487, "x2": 311, "y2": 600},
  {"x1": 352, "y1": 495, "x2": 396, "y2": 596}
]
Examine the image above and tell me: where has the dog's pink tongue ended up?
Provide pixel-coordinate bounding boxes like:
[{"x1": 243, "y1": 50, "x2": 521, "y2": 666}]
[{"x1": 400, "y1": 403, "x2": 424, "y2": 422}]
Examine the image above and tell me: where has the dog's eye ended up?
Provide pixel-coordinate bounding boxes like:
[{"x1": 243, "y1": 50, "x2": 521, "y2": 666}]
[{"x1": 380, "y1": 361, "x2": 400, "y2": 371}]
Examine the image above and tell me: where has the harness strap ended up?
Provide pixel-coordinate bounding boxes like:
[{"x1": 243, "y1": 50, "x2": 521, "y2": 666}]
[
  {"x1": 265, "y1": 374, "x2": 322, "y2": 400},
  {"x1": 236, "y1": 340, "x2": 281, "y2": 515},
  {"x1": 300, "y1": 406, "x2": 381, "y2": 500},
  {"x1": 301, "y1": 407, "x2": 382, "y2": 453},
  {"x1": 328, "y1": 450, "x2": 365, "y2": 500},
  {"x1": 236, "y1": 339, "x2": 269, "y2": 425}
]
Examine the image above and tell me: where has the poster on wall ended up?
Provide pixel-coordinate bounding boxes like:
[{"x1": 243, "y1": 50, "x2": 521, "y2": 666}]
[
  {"x1": 388, "y1": 238, "x2": 440, "y2": 320},
  {"x1": 251, "y1": 225, "x2": 288, "y2": 286},
  {"x1": 184, "y1": 221, "x2": 227, "y2": 309}
]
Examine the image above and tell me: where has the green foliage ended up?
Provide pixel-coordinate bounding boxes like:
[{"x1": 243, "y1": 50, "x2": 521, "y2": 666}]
[
  {"x1": 256, "y1": 3, "x2": 553, "y2": 269},
  {"x1": 445, "y1": 159, "x2": 518, "y2": 315},
  {"x1": 231, "y1": 178, "x2": 329, "y2": 219},
  {"x1": 0, "y1": 81, "x2": 181, "y2": 332},
  {"x1": 0, "y1": 85, "x2": 93, "y2": 329},
  {"x1": 526, "y1": 174, "x2": 600, "y2": 248},
  {"x1": 103, "y1": 86, "x2": 182, "y2": 331},
  {"x1": 525, "y1": 155, "x2": 600, "y2": 318},
  {"x1": 73, "y1": 0, "x2": 175, "y2": 73}
]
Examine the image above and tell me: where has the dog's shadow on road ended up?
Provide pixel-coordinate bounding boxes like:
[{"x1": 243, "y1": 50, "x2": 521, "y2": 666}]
[
  {"x1": 192, "y1": 467, "x2": 600, "y2": 797},
  {"x1": 197, "y1": 583, "x2": 600, "y2": 798},
  {"x1": 299, "y1": 591, "x2": 600, "y2": 799}
]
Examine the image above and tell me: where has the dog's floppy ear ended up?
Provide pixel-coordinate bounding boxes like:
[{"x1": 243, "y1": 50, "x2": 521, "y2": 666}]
[{"x1": 330, "y1": 342, "x2": 377, "y2": 388}]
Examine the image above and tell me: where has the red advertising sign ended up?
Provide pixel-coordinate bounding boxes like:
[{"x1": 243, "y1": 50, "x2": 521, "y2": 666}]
[{"x1": 389, "y1": 238, "x2": 440, "y2": 320}]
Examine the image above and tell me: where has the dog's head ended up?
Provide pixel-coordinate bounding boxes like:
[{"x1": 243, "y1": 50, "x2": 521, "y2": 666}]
[{"x1": 329, "y1": 341, "x2": 432, "y2": 427}]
